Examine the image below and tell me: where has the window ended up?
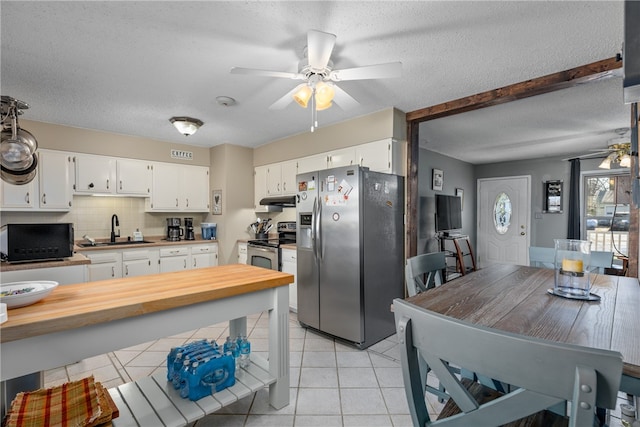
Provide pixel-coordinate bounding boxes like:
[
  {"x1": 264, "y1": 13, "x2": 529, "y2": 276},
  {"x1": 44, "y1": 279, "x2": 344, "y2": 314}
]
[{"x1": 583, "y1": 173, "x2": 630, "y2": 256}]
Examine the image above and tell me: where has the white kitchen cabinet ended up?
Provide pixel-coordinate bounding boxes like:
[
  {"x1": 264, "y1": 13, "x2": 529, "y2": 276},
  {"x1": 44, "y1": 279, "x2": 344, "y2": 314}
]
[
  {"x1": 266, "y1": 163, "x2": 282, "y2": 196},
  {"x1": 355, "y1": 138, "x2": 404, "y2": 175},
  {"x1": 182, "y1": 165, "x2": 210, "y2": 211},
  {"x1": 122, "y1": 248, "x2": 159, "y2": 277},
  {"x1": 147, "y1": 162, "x2": 210, "y2": 212},
  {"x1": 254, "y1": 165, "x2": 270, "y2": 213},
  {"x1": 1, "y1": 149, "x2": 72, "y2": 211},
  {"x1": 281, "y1": 248, "x2": 297, "y2": 312},
  {"x1": 190, "y1": 243, "x2": 218, "y2": 269},
  {"x1": 1, "y1": 177, "x2": 36, "y2": 209},
  {"x1": 238, "y1": 242, "x2": 248, "y2": 264},
  {"x1": 38, "y1": 149, "x2": 72, "y2": 210},
  {"x1": 116, "y1": 158, "x2": 152, "y2": 196},
  {"x1": 85, "y1": 251, "x2": 122, "y2": 281},
  {"x1": 327, "y1": 147, "x2": 355, "y2": 169},
  {"x1": 297, "y1": 153, "x2": 327, "y2": 174},
  {"x1": 159, "y1": 246, "x2": 189, "y2": 273},
  {"x1": 0, "y1": 264, "x2": 87, "y2": 285},
  {"x1": 74, "y1": 154, "x2": 115, "y2": 195},
  {"x1": 280, "y1": 160, "x2": 298, "y2": 195}
]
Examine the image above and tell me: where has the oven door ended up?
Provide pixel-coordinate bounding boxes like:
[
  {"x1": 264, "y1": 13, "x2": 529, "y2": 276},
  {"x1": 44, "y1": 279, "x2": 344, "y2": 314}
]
[{"x1": 247, "y1": 244, "x2": 280, "y2": 271}]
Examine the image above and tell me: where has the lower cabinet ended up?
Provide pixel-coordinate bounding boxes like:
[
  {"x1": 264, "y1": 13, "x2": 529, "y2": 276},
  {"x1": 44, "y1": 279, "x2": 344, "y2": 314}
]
[
  {"x1": 281, "y1": 248, "x2": 297, "y2": 312},
  {"x1": 86, "y1": 251, "x2": 123, "y2": 281},
  {"x1": 0, "y1": 265, "x2": 87, "y2": 285},
  {"x1": 159, "y1": 247, "x2": 190, "y2": 273},
  {"x1": 123, "y1": 249, "x2": 159, "y2": 277},
  {"x1": 191, "y1": 243, "x2": 218, "y2": 269}
]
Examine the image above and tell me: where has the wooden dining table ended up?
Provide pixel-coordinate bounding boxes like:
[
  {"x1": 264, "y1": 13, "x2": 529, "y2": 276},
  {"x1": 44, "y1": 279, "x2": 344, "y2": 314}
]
[{"x1": 404, "y1": 263, "x2": 640, "y2": 396}]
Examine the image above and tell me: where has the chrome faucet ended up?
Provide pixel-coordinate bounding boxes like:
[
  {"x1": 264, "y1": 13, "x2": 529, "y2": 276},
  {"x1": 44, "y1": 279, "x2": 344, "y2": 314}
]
[{"x1": 110, "y1": 214, "x2": 120, "y2": 243}]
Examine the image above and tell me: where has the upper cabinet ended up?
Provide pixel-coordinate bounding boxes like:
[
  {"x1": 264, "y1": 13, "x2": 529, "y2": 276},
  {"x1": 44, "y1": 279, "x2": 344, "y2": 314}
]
[
  {"x1": 327, "y1": 147, "x2": 355, "y2": 169},
  {"x1": 146, "y1": 162, "x2": 210, "y2": 212},
  {"x1": 356, "y1": 139, "x2": 405, "y2": 175},
  {"x1": 38, "y1": 149, "x2": 72, "y2": 209},
  {"x1": 1, "y1": 148, "x2": 72, "y2": 211},
  {"x1": 74, "y1": 154, "x2": 151, "y2": 197},
  {"x1": 116, "y1": 159, "x2": 152, "y2": 196},
  {"x1": 265, "y1": 161, "x2": 297, "y2": 197},
  {"x1": 74, "y1": 154, "x2": 114, "y2": 194}
]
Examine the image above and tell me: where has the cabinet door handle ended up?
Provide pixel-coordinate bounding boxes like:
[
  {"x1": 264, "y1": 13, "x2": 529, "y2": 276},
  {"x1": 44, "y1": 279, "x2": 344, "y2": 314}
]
[
  {"x1": 183, "y1": 259, "x2": 187, "y2": 269},
  {"x1": 25, "y1": 192, "x2": 30, "y2": 204},
  {"x1": 125, "y1": 265, "x2": 129, "y2": 275},
  {"x1": 175, "y1": 198, "x2": 179, "y2": 207},
  {"x1": 283, "y1": 182, "x2": 286, "y2": 191},
  {"x1": 88, "y1": 182, "x2": 94, "y2": 189},
  {"x1": 106, "y1": 179, "x2": 110, "y2": 190},
  {"x1": 186, "y1": 198, "x2": 189, "y2": 207},
  {"x1": 111, "y1": 266, "x2": 115, "y2": 277},
  {"x1": 193, "y1": 259, "x2": 197, "y2": 268},
  {"x1": 120, "y1": 180, "x2": 123, "y2": 190},
  {"x1": 41, "y1": 193, "x2": 46, "y2": 205}
]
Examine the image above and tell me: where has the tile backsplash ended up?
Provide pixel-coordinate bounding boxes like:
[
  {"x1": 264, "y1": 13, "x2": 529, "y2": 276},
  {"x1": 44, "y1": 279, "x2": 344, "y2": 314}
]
[{"x1": 1, "y1": 197, "x2": 207, "y2": 241}]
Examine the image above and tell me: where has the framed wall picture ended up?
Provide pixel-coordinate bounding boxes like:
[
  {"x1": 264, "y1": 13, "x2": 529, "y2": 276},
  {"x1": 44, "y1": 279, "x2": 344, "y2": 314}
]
[
  {"x1": 432, "y1": 168, "x2": 443, "y2": 191},
  {"x1": 543, "y1": 180, "x2": 563, "y2": 213},
  {"x1": 212, "y1": 189, "x2": 222, "y2": 215},
  {"x1": 456, "y1": 187, "x2": 464, "y2": 210}
]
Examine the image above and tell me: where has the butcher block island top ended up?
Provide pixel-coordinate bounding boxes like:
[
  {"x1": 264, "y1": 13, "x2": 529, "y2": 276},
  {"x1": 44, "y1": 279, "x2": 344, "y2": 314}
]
[{"x1": 1, "y1": 264, "x2": 294, "y2": 343}]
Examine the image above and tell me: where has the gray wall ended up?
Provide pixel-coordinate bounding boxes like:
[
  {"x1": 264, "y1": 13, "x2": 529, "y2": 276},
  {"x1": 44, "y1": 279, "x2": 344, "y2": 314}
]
[
  {"x1": 474, "y1": 156, "x2": 601, "y2": 247},
  {"x1": 418, "y1": 148, "x2": 476, "y2": 254}
]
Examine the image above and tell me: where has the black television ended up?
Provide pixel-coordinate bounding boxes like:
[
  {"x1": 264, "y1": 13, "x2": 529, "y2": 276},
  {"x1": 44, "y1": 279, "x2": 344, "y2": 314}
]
[{"x1": 435, "y1": 194, "x2": 462, "y2": 232}]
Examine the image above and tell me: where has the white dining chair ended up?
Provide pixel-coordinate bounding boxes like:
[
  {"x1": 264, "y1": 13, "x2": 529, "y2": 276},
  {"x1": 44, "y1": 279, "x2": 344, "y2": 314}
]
[
  {"x1": 405, "y1": 252, "x2": 446, "y2": 297},
  {"x1": 393, "y1": 298, "x2": 623, "y2": 427},
  {"x1": 529, "y1": 246, "x2": 555, "y2": 269},
  {"x1": 590, "y1": 250, "x2": 614, "y2": 273}
]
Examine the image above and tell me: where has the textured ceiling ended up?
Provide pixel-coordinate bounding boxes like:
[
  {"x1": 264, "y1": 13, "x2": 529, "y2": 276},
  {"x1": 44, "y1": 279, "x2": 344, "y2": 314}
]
[{"x1": 0, "y1": 1, "x2": 630, "y2": 164}]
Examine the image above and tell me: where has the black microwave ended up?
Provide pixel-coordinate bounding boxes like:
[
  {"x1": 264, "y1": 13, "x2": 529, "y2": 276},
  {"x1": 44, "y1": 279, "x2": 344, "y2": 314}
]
[{"x1": 0, "y1": 223, "x2": 74, "y2": 263}]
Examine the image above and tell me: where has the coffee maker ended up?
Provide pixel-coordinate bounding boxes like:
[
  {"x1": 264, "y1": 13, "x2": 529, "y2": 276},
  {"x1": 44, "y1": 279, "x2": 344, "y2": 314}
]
[
  {"x1": 166, "y1": 217, "x2": 183, "y2": 241},
  {"x1": 184, "y1": 217, "x2": 195, "y2": 240}
]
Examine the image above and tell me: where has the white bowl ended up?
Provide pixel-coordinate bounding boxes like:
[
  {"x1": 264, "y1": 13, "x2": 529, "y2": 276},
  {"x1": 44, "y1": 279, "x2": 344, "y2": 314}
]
[{"x1": 0, "y1": 281, "x2": 59, "y2": 309}]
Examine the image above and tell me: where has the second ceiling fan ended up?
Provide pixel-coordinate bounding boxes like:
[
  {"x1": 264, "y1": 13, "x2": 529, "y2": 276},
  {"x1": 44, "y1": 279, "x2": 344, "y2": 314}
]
[{"x1": 231, "y1": 29, "x2": 402, "y2": 131}]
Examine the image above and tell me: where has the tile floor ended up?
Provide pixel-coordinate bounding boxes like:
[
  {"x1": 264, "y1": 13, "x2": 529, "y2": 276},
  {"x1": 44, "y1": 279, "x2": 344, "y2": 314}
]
[{"x1": 44, "y1": 310, "x2": 633, "y2": 427}]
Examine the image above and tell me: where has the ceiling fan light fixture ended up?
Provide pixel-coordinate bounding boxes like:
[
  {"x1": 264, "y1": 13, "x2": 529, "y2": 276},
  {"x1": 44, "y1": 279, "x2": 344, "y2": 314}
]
[
  {"x1": 293, "y1": 84, "x2": 312, "y2": 108},
  {"x1": 169, "y1": 117, "x2": 203, "y2": 136},
  {"x1": 620, "y1": 153, "x2": 631, "y2": 168},
  {"x1": 598, "y1": 157, "x2": 612, "y2": 169},
  {"x1": 314, "y1": 81, "x2": 335, "y2": 109}
]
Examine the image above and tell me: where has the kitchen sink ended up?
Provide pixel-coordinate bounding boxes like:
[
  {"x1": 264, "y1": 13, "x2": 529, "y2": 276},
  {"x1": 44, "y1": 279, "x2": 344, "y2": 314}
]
[{"x1": 78, "y1": 240, "x2": 154, "y2": 248}]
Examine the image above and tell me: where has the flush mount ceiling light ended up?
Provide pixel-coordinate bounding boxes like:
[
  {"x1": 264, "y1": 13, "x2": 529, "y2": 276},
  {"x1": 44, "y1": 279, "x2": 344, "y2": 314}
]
[{"x1": 169, "y1": 117, "x2": 204, "y2": 136}]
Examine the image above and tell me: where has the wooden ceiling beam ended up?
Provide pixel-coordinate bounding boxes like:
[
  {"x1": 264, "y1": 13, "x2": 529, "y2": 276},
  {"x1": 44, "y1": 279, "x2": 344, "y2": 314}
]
[{"x1": 406, "y1": 56, "x2": 622, "y2": 123}]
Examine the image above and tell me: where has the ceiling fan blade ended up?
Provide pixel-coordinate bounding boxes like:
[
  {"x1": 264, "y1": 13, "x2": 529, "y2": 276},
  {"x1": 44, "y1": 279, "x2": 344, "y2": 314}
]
[
  {"x1": 268, "y1": 86, "x2": 299, "y2": 110},
  {"x1": 329, "y1": 62, "x2": 402, "y2": 81},
  {"x1": 230, "y1": 67, "x2": 303, "y2": 80},
  {"x1": 307, "y1": 30, "x2": 336, "y2": 71},
  {"x1": 332, "y1": 85, "x2": 359, "y2": 110}
]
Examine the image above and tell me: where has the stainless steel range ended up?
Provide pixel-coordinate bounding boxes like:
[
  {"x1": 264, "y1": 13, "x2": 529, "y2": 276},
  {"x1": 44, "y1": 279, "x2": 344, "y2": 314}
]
[{"x1": 247, "y1": 221, "x2": 296, "y2": 271}]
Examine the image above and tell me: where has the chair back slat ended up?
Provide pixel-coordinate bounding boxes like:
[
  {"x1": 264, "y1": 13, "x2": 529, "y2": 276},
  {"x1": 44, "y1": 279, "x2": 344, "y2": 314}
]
[
  {"x1": 393, "y1": 298, "x2": 623, "y2": 427},
  {"x1": 405, "y1": 252, "x2": 446, "y2": 297}
]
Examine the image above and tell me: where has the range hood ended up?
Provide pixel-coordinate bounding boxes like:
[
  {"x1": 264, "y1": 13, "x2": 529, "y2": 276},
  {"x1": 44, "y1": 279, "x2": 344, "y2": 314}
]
[
  {"x1": 624, "y1": 0, "x2": 640, "y2": 103},
  {"x1": 259, "y1": 195, "x2": 296, "y2": 208}
]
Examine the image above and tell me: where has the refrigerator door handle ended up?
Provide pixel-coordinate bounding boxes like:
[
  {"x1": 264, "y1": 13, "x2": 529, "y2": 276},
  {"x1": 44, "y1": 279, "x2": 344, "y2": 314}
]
[
  {"x1": 312, "y1": 196, "x2": 318, "y2": 260},
  {"x1": 317, "y1": 196, "x2": 323, "y2": 260}
]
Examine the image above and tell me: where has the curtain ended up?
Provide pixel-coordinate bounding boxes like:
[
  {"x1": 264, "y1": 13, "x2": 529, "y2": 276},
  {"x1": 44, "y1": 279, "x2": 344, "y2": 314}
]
[{"x1": 567, "y1": 158, "x2": 581, "y2": 239}]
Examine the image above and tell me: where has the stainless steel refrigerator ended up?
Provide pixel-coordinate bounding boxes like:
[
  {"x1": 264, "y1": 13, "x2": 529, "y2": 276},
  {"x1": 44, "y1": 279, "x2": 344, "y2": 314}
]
[{"x1": 296, "y1": 165, "x2": 404, "y2": 349}]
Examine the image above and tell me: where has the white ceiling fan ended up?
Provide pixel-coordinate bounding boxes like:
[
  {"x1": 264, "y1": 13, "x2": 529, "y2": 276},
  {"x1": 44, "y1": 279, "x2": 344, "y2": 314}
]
[
  {"x1": 571, "y1": 128, "x2": 632, "y2": 169},
  {"x1": 230, "y1": 29, "x2": 402, "y2": 131}
]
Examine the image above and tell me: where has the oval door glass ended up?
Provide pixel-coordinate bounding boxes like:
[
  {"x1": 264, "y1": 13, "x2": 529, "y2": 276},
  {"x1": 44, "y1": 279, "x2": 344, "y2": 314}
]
[{"x1": 493, "y1": 192, "x2": 512, "y2": 234}]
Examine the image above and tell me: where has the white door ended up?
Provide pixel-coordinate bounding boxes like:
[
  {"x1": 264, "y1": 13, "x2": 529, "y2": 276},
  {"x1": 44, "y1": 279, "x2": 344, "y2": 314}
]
[{"x1": 477, "y1": 176, "x2": 531, "y2": 267}]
